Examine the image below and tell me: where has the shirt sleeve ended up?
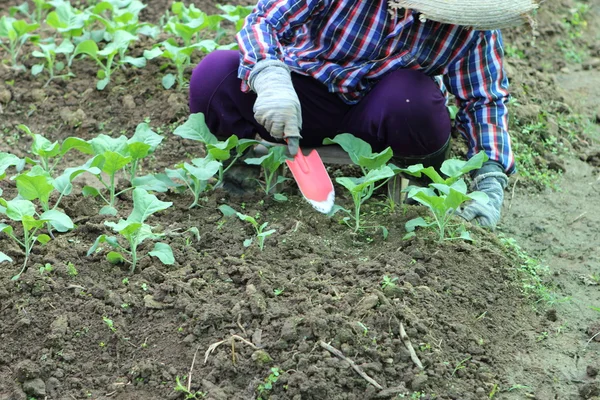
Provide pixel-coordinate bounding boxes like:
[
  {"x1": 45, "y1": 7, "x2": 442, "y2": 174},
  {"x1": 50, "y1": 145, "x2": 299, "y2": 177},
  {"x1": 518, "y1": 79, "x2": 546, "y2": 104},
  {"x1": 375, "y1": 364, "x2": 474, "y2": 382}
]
[
  {"x1": 236, "y1": 0, "x2": 326, "y2": 92},
  {"x1": 443, "y1": 30, "x2": 515, "y2": 174}
]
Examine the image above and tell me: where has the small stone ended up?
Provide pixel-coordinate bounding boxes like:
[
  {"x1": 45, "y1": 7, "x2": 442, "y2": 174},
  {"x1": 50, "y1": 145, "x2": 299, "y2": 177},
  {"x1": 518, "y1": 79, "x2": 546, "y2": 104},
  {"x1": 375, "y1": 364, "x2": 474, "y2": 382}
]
[
  {"x1": 410, "y1": 374, "x2": 428, "y2": 391},
  {"x1": 59, "y1": 108, "x2": 86, "y2": 127},
  {"x1": 582, "y1": 58, "x2": 600, "y2": 70},
  {"x1": 579, "y1": 382, "x2": 600, "y2": 399},
  {"x1": 122, "y1": 94, "x2": 136, "y2": 109},
  {"x1": 15, "y1": 360, "x2": 40, "y2": 382},
  {"x1": 251, "y1": 350, "x2": 273, "y2": 365},
  {"x1": 22, "y1": 378, "x2": 46, "y2": 397},
  {"x1": 0, "y1": 86, "x2": 12, "y2": 103},
  {"x1": 475, "y1": 387, "x2": 486, "y2": 394},
  {"x1": 50, "y1": 315, "x2": 69, "y2": 336},
  {"x1": 144, "y1": 295, "x2": 165, "y2": 309},
  {"x1": 587, "y1": 365, "x2": 598, "y2": 377},
  {"x1": 182, "y1": 334, "x2": 195, "y2": 344},
  {"x1": 46, "y1": 377, "x2": 61, "y2": 397},
  {"x1": 546, "y1": 309, "x2": 558, "y2": 322},
  {"x1": 357, "y1": 293, "x2": 379, "y2": 312}
]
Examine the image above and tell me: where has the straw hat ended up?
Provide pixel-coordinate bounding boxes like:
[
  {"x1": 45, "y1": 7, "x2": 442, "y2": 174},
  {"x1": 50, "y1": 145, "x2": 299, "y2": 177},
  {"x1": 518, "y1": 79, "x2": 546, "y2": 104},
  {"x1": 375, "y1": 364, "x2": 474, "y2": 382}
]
[{"x1": 388, "y1": 0, "x2": 539, "y2": 30}]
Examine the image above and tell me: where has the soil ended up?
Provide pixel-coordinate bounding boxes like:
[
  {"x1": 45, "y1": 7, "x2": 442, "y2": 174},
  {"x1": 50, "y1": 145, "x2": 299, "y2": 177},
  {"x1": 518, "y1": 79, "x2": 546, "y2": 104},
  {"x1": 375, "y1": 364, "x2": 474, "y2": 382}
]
[{"x1": 0, "y1": 1, "x2": 599, "y2": 400}]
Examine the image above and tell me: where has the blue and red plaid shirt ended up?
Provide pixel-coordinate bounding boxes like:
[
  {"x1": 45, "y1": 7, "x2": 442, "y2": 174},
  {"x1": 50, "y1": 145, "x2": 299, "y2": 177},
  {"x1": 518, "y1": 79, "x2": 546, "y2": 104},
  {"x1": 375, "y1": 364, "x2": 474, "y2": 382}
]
[{"x1": 236, "y1": 0, "x2": 515, "y2": 173}]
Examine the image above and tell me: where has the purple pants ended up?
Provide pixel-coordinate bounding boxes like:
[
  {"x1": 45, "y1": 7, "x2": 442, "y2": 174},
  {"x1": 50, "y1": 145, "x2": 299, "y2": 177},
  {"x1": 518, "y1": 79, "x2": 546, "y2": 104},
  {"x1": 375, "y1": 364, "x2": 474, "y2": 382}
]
[{"x1": 189, "y1": 50, "x2": 450, "y2": 159}]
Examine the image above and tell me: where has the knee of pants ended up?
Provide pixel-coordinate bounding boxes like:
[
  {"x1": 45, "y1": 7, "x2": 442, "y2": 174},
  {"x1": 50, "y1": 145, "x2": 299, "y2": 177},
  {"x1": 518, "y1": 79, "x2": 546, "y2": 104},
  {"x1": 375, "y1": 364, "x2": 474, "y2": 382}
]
[
  {"x1": 189, "y1": 50, "x2": 240, "y2": 115},
  {"x1": 367, "y1": 71, "x2": 451, "y2": 155}
]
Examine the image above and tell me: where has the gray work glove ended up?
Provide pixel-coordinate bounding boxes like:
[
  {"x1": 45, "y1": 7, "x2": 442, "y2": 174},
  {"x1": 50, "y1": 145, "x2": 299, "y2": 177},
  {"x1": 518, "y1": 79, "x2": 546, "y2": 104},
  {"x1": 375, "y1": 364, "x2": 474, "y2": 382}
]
[
  {"x1": 457, "y1": 161, "x2": 508, "y2": 230},
  {"x1": 249, "y1": 60, "x2": 302, "y2": 156}
]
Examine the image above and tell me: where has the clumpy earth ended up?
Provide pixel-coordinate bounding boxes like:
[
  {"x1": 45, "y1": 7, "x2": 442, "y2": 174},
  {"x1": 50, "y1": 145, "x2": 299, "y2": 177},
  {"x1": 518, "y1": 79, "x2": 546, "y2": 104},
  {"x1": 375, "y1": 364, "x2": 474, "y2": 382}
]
[{"x1": 0, "y1": 0, "x2": 599, "y2": 399}]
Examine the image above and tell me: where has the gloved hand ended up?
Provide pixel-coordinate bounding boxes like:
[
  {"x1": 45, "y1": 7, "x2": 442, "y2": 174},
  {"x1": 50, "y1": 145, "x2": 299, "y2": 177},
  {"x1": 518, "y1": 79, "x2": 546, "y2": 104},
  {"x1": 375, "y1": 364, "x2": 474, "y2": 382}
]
[
  {"x1": 249, "y1": 60, "x2": 302, "y2": 156},
  {"x1": 457, "y1": 161, "x2": 508, "y2": 230}
]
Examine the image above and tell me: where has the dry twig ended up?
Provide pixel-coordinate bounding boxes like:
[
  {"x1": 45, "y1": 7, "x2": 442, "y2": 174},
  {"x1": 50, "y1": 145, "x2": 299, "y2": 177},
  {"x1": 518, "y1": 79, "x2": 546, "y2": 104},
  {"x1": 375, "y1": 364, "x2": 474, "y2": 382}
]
[
  {"x1": 399, "y1": 323, "x2": 424, "y2": 369},
  {"x1": 204, "y1": 335, "x2": 258, "y2": 365},
  {"x1": 188, "y1": 345, "x2": 201, "y2": 392},
  {"x1": 318, "y1": 341, "x2": 383, "y2": 390}
]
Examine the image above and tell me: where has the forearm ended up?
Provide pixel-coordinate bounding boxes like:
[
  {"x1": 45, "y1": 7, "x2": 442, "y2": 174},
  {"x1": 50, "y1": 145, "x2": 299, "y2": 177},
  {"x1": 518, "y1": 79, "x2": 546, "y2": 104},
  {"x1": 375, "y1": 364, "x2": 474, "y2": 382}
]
[{"x1": 236, "y1": 0, "x2": 325, "y2": 91}]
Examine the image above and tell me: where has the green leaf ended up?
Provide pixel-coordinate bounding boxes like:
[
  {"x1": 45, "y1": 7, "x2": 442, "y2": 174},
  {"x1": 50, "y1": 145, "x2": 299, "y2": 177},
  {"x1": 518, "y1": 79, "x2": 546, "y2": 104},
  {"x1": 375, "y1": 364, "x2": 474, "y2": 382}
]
[
  {"x1": 206, "y1": 135, "x2": 238, "y2": 161},
  {"x1": 87, "y1": 234, "x2": 106, "y2": 256},
  {"x1": 162, "y1": 73, "x2": 176, "y2": 89},
  {"x1": 32, "y1": 64, "x2": 44, "y2": 76},
  {"x1": 186, "y1": 158, "x2": 221, "y2": 181},
  {"x1": 90, "y1": 134, "x2": 128, "y2": 155},
  {"x1": 149, "y1": 242, "x2": 174, "y2": 265},
  {"x1": 107, "y1": 251, "x2": 125, "y2": 264},
  {"x1": 129, "y1": 188, "x2": 172, "y2": 223},
  {"x1": 16, "y1": 172, "x2": 54, "y2": 204},
  {"x1": 126, "y1": 142, "x2": 151, "y2": 160},
  {"x1": 237, "y1": 213, "x2": 257, "y2": 226},
  {"x1": 40, "y1": 209, "x2": 74, "y2": 232},
  {"x1": 0, "y1": 152, "x2": 23, "y2": 176},
  {"x1": 122, "y1": 56, "x2": 146, "y2": 68},
  {"x1": 97, "y1": 76, "x2": 110, "y2": 91},
  {"x1": 143, "y1": 46, "x2": 163, "y2": 59},
  {"x1": 61, "y1": 137, "x2": 93, "y2": 155},
  {"x1": 37, "y1": 234, "x2": 51, "y2": 244},
  {"x1": 129, "y1": 123, "x2": 163, "y2": 153},
  {"x1": 4, "y1": 199, "x2": 36, "y2": 221},
  {"x1": 440, "y1": 151, "x2": 489, "y2": 180},
  {"x1": 243, "y1": 238, "x2": 252, "y2": 247},
  {"x1": 357, "y1": 147, "x2": 393, "y2": 171},
  {"x1": 405, "y1": 217, "x2": 431, "y2": 232},
  {"x1": 82, "y1": 185, "x2": 100, "y2": 197},
  {"x1": 99, "y1": 205, "x2": 118, "y2": 216},
  {"x1": 174, "y1": 113, "x2": 217, "y2": 144},
  {"x1": 336, "y1": 166, "x2": 395, "y2": 194},
  {"x1": 0, "y1": 223, "x2": 14, "y2": 235},
  {"x1": 97, "y1": 151, "x2": 132, "y2": 175},
  {"x1": 73, "y1": 39, "x2": 98, "y2": 58},
  {"x1": 0, "y1": 252, "x2": 12, "y2": 264},
  {"x1": 467, "y1": 190, "x2": 489, "y2": 204},
  {"x1": 132, "y1": 173, "x2": 175, "y2": 192},
  {"x1": 323, "y1": 133, "x2": 371, "y2": 165},
  {"x1": 218, "y1": 204, "x2": 237, "y2": 217}
]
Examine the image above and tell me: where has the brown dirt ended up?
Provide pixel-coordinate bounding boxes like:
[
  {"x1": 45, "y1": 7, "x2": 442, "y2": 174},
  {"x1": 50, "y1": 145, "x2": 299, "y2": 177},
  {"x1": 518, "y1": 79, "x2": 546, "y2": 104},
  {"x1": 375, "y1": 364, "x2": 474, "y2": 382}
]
[{"x1": 0, "y1": 0, "x2": 599, "y2": 400}]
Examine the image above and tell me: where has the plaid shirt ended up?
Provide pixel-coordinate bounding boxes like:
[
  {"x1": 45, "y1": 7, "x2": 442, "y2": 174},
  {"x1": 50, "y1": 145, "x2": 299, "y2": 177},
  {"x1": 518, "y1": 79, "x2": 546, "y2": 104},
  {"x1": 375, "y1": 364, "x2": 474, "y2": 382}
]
[{"x1": 236, "y1": 0, "x2": 514, "y2": 173}]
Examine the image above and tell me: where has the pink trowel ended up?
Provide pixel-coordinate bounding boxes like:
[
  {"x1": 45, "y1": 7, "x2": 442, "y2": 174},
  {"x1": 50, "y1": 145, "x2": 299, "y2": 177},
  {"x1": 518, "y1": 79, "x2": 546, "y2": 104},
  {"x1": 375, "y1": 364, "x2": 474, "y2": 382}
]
[{"x1": 285, "y1": 142, "x2": 335, "y2": 214}]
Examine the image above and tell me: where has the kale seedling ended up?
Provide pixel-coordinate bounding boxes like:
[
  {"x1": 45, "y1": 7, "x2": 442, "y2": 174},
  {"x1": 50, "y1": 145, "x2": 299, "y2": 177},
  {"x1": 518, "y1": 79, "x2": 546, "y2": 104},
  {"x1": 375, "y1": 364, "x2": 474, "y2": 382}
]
[
  {"x1": 31, "y1": 38, "x2": 75, "y2": 86},
  {"x1": 173, "y1": 113, "x2": 259, "y2": 186},
  {"x1": 397, "y1": 151, "x2": 489, "y2": 241},
  {"x1": 87, "y1": 188, "x2": 174, "y2": 273},
  {"x1": 244, "y1": 145, "x2": 290, "y2": 197},
  {"x1": 72, "y1": 30, "x2": 144, "y2": 90},
  {"x1": 9, "y1": 0, "x2": 52, "y2": 24},
  {"x1": 324, "y1": 134, "x2": 395, "y2": 233},
  {"x1": 166, "y1": 157, "x2": 221, "y2": 208},
  {"x1": 144, "y1": 39, "x2": 218, "y2": 89},
  {"x1": 0, "y1": 198, "x2": 73, "y2": 280},
  {"x1": 335, "y1": 166, "x2": 395, "y2": 233},
  {"x1": 257, "y1": 367, "x2": 281, "y2": 400},
  {"x1": 82, "y1": 127, "x2": 165, "y2": 215},
  {"x1": 219, "y1": 205, "x2": 276, "y2": 251},
  {"x1": 0, "y1": 15, "x2": 39, "y2": 68},
  {"x1": 46, "y1": 2, "x2": 90, "y2": 39},
  {"x1": 173, "y1": 375, "x2": 206, "y2": 399}
]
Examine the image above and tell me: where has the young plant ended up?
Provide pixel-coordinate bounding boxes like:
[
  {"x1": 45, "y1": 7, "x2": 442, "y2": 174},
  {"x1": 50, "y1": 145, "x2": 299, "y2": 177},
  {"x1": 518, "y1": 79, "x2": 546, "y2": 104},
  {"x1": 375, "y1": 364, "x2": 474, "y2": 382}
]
[
  {"x1": 219, "y1": 205, "x2": 276, "y2": 251},
  {"x1": 87, "y1": 188, "x2": 174, "y2": 273},
  {"x1": 45, "y1": 2, "x2": 91, "y2": 39},
  {"x1": 256, "y1": 367, "x2": 281, "y2": 400},
  {"x1": 10, "y1": 0, "x2": 52, "y2": 24},
  {"x1": 173, "y1": 113, "x2": 259, "y2": 186},
  {"x1": 174, "y1": 376, "x2": 206, "y2": 399},
  {"x1": 31, "y1": 38, "x2": 75, "y2": 86},
  {"x1": 324, "y1": 133, "x2": 396, "y2": 232},
  {"x1": 144, "y1": 39, "x2": 218, "y2": 89},
  {"x1": 335, "y1": 166, "x2": 395, "y2": 233},
  {"x1": 90, "y1": 0, "x2": 160, "y2": 41},
  {"x1": 166, "y1": 157, "x2": 221, "y2": 208},
  {"x1": 82, "y1": 127, "x2": 165, "y2": 215},
  {"x1": 18, "y1": 124, "x2": 92, "y2": 174},
  {"x1": 0, "y1": 16, "x2": 39, "y2": 68},
  {"x1": 0, "y1": 197, "x2": 73, "y2": 280},
  {"x1": 72, "y1": 30, "x2": 145, "y2": 90},
  {"x1": 397, "y1": 151, "x2": 489, "y2": 241},
  {"x1": 216, "y1": 4, "x2": 254, "y2": 32},
  {"x1": 244, "y1": 145, "x2": 290, "y2": 196}
]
